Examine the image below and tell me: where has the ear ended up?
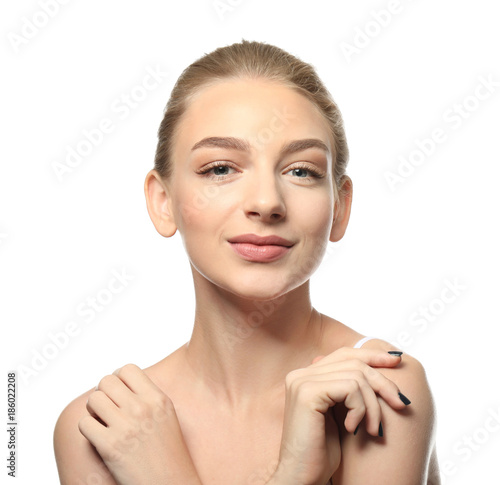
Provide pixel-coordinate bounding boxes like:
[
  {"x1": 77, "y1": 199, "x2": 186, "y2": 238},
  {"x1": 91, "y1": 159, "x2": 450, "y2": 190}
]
[
  {"x1": 330, "y1": 176, "x2": 353, "y2": 243},
  {"x1": 144, "y1": 169, "x2": 177, "y2": 238}
]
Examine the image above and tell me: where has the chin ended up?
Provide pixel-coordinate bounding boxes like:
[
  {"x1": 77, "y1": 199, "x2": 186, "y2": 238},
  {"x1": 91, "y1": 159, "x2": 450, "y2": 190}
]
[{"x1": 222, "y1": 275, "x2": 305, "y2": 302}]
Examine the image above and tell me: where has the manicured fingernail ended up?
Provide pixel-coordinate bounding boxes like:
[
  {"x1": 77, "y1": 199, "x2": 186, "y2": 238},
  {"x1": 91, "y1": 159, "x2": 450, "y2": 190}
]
[
  {"x1": 398, "y1": 392, "x2": 411, "y2": 405},
  {"x1": 354, "y1": 424, "x2": 360, "y2": 435},
  {"x1": 388, "y1": 351, "x2": 403, "y2": 356},
  {"x1": 378, "y1": 422, "x2": 383, "y2": 437}
]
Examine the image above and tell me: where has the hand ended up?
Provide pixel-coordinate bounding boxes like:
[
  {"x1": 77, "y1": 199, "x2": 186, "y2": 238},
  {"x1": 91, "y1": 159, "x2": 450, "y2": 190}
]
[
  {"x1": 269, "y1": 348, "x2": 410, "y2": 485},
  {"x1": 78, "y1": 364, "x2": 201, "y2": 485}
]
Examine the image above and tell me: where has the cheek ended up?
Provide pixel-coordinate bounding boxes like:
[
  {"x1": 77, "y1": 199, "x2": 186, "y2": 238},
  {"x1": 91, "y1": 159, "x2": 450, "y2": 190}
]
[
  {"x1": 293, "y1": 191, "x2": 334, "y2": 237},
  {"x1": 173, "y1": 181, "x2": 232, "y2": 233}
]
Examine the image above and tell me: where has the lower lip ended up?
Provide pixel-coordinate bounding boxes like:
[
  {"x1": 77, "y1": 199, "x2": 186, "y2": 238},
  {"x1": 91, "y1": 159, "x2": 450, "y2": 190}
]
[{"x1": 229, "y1": 242, "x2": 292, "y2": 262}]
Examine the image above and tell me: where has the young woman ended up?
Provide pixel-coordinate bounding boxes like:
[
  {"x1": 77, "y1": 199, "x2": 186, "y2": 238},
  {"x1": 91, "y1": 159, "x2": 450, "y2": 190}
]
[{"x1": 54, "y1": 40, "x2": 440, "y2": 485}]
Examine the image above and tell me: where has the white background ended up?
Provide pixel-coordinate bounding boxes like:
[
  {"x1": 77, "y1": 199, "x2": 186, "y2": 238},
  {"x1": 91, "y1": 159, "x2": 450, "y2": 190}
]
[{"x1": 1, "y1": 0, "x2": 499, "y2": 483}]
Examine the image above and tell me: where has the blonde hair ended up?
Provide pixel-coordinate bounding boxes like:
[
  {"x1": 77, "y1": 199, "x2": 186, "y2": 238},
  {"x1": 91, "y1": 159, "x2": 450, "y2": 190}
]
[{"x1": 154, "y1": 39, "x2": 349, "y2": 197}]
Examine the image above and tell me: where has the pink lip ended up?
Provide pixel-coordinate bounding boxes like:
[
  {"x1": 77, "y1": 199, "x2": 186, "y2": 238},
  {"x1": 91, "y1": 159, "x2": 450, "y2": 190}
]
[
  {"x1": 229, "y1": 243, "x2": 291, "y2": 262},
  {"x1": 227, "y1": 233, "x2": 294, "y2": 247},
  {"x1": 227, "y1": 234, "x2": 294, "y2": 262}
]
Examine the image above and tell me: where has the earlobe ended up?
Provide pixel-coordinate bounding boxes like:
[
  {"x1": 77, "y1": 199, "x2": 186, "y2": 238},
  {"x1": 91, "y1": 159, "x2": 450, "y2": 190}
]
[
  {"x1": 144, "y1": 170, "x2": 177, "y2": 238},
  {"x1": 329, "y1": 176, "x2": 353, "y2": 243}
]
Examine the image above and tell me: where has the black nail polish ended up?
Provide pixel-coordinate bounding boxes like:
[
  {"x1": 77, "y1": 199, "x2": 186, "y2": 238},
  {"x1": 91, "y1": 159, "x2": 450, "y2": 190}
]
[
  {"x1": 398, "y1": 392, "x2": 411, "y2": 405},
  {"x1": 354, "y1": 424, "x2": 360, "y2": 435},
  {"x1": 378, "y1": 422, "x2": 383, "y2": 437},
  {"x1": 388, "y1": 351, "x2": 403, "y2": 356}
]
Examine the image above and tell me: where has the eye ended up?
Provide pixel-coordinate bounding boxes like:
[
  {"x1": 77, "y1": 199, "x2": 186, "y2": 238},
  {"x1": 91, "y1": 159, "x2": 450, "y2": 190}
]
[
  {"x1": 197, "y1": 161, "x2": 238, "y2": 180},
  {"x1": 285, "y1": 163, "x2": 325, "y2": 180}
]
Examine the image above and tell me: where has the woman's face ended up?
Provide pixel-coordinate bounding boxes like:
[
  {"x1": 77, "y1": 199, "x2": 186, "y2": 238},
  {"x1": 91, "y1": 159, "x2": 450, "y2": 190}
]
[{"x1": 164, "y1": 77, "x2": 338, "y2": 300}]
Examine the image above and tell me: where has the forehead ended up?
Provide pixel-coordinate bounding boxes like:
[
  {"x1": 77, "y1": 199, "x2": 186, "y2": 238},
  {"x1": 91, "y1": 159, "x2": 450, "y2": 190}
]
[{"x1": 172, "y1": 78, "x2": 334, "y2": 159}]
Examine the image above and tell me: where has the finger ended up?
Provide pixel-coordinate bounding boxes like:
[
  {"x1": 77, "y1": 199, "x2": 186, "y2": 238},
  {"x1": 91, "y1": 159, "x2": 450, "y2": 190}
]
[
  {"x1": 292, "y1": 372, "x2": 382, "y2": 435},
  {"x1": 299, "y1": 379, "x2": 370, "y2": 434},
  {"x1": 78, "y1": 415, "x2": 126, "y2": 463},
  {"x1": 86, "y1": 390, "x2": 121, "y2": 427},
  {"x1": 319, "y1": 372, "x2": 382, "y2": 435},
  {"x1": 97, "y1": 374, "x2": 136, "y2": 408},
  {"x1": 312, "y1": 348, "x2": 403, "y2": 368},
  {"x1": 78, "y1": 413, "x2": 109, "y2": 450},
  {"x1": 113, "y1": 364, "x2": 160, "y2": 397},
  {"x1": 306, "y1": 359, "x2": 408, "y2": 411}
]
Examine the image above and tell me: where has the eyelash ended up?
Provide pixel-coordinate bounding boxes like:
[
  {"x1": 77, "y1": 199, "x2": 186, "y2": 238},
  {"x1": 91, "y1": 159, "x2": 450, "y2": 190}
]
[{"x1": 197, "y1": 161, "x2": 325, "y2": 181}]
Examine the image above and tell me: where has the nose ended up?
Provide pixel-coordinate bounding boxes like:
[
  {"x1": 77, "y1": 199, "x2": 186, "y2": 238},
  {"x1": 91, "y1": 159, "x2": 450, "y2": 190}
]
[{"x1": 243, "y1": 169, "x2": 286, "y2": 223}]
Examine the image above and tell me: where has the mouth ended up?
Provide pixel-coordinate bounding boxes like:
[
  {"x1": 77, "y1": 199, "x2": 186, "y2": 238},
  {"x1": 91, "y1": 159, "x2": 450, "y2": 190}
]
[
  {"x1": 227, "y1": 233, "x2": 294, "y2": 262},
  {"x1": 227, "y1": 233, "x2": 294, "y2": 247},
  {"x1": 229, "y1": 242, "x2": 292, "y2": 262}
]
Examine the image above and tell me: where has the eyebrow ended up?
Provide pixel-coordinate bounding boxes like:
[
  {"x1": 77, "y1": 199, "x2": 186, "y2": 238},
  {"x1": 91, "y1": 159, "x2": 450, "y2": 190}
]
[{"x1": 191, "y1": 136, "x2": 330, "y2": 157}]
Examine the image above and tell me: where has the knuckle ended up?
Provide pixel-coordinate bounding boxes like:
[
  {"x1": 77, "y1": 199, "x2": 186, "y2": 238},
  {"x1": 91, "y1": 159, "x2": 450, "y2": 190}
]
[
  {"x1": 364, "y1": 365, "x2": 379, "y2": 379},
  {"x1": 153, "y1": 392, "x2": 171, "y2": 410},
  {"x1": 351, "y1": 369, "x2": 365, "y2": 381},
  {"x1": 347, "y1": 378, "x2": 361, "y2": 394},
  {"x1": 285, "y1": 368, "x2": 302, "y2": 388},
  {"x1": 130, "y1": 402, "x2": 149, "y2": 420},
  {"x1": 117, "y1": 363, "x2": 139, "y2": 377},
  {"x1": 98, "y1": 374, "x2": 115, "y2": 389},
  {"x1": 87, "y1": 390, "x2": 103, "y2": 408},
  {"x1": 151, "y1": 396, "x2": 174, "y2": 422},
  {"x1": 355, "y1": 402, "x2": 366, "y2": 417},
  {"x1": 295, "y1": 380, "x2": 316, "y2": 402}
]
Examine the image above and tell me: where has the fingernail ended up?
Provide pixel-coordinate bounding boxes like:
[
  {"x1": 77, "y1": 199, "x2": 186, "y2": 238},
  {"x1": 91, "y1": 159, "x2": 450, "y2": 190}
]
[
  {"x1": 388, "y1": 351, "x2": 403, "y2": 356},
  {"x1": 378, "y1": 422, "x2": 383, "y2": 437},
  {"x1": 398, "y1": 392, "x2": 411, "y2": 405},
  {"x1": 354, "y1": 424, "x2": 360, "y2": 435}
]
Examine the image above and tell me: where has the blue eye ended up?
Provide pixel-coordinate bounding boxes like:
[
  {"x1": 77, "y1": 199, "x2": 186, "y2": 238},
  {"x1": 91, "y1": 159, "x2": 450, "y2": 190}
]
[
  {"x1": 286, "y1": 164, "x2": 324, "y2": 179},
  {"x1": 212, "y1": 165, "x2": 231, "y2": 176},
  {"x1": 197, "y1": 162, "x2": 325, "y2": 181},
  {"x1": 197, "y1": 162, "x2": 237, "y2": 180},
  {"x1": 291, "y1": 168, "x2": 309, "y2": 178}
]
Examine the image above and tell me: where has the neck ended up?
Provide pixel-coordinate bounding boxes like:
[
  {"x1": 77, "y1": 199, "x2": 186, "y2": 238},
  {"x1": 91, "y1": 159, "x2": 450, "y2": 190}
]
[{"x1": 183, "y1": 271, "x2": 326, "y2": 409}]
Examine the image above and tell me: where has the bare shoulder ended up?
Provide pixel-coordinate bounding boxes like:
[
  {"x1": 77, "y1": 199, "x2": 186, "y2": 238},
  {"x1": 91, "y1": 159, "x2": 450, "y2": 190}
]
[
  {"x1": 54, "y1": 389, "x2": 117, "y2": 485},
  {"x1": 361, "y1": 338, "x2": 437, "y2": 424},
  {"x1": 53, "y1": 346, "x2": 189, "y2": 485},
  {"x1": 333, "y1": 337, "x2": 440, "y2": 484}
]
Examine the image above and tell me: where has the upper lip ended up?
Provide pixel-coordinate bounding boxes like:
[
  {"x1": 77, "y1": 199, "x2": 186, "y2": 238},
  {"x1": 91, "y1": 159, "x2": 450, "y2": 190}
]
[{"x1": 228, "y1": 233, "x2": 294, "y2": 247}]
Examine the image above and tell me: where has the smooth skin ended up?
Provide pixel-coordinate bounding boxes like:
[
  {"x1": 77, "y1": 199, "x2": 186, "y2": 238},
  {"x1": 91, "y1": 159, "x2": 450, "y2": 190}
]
[{"x1": 54, "y1": 78, "x2": 440, "y2": 484}]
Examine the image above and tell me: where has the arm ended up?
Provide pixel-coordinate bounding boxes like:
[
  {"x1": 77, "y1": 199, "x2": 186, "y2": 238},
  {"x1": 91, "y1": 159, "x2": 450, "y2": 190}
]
[
  {"x1": 265, "y1": 348, "x2": 411, "y2": 485},
  {"x1": 54, "y1": 390, "x2": 119, "y2": 485},
  {"x1": 332, "y1": 352, "x2": 439, "y2": 484},
  {"x1": 264, "y1": 346, "x2": 439, "y2": 485},
  {"x1": 54, "y1": 365, "x2": 202, "y2": 485}
]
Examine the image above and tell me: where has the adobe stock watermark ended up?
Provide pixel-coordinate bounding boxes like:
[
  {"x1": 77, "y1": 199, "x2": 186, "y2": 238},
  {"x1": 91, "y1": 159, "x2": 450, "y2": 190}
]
[
  {"x1": 212, "y1": 0, "x2": 246, "y2": 21},
  {"x1": 385, "y1": 74, "x2": 499, "y2": 192},
  {"x1": 339, "y1": 0, "x2": 417, "y2": 64},
  {"x1": 16, "y1": 267, "x2": 134, "y2": 385},
  {"x1": 7, "y1": 0, "x2": 72, "y2": 54},
  {"x1": 51, "y1": 64, "x2": 168, "y2": 183},
  {"x1": 439, "y1": 405, "x2": 500, "y2": 484},
  {"x1": 0, "y1": 231, "x2": 7, "y2": 246},
  {"x1": 390, "y1": 277, "x2": 466, "y2": 351}
]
